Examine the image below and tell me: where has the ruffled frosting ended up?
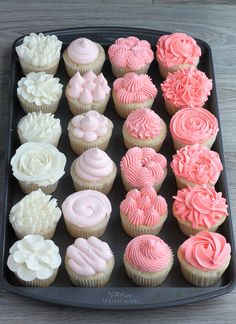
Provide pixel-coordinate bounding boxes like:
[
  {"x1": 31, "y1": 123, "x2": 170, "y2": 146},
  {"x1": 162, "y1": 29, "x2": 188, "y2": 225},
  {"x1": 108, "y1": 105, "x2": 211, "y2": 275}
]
[
  {"x1": 113, "y1": 72, "x2": 157, "y2": 104},
  {"x1": 161, "y1": 67, "x2": 212, "y2": 109},
  {"x1": 10, "y1": 142, "x2": 66, "y2": 186},
  {"x1": 120, "y1": 147, "x2": 167, "y2": 188},
  {"x1": 180, "y1": 231, "x2": 231, "y2": 271},
  {"x1": 67, "y1": 38, "x2": 99, "y2": 64},
  {"x1": 16, "y1": 33, "x2": 62, "y2": 67},
  {"x1": 124, "y1": 234, "x2": 172, "y2": 272},
  {"x1": 156, "y1": 33, "x2": 201, "y2": 68},
  {"x1": 170, "y1": 144, "x2": 223, "y2": 185},
  {"x1": 66, "y1": 236, "x2": 113, "y2": 276},
  {"x1": 108, "y1": 36, "x2": 154, "y2": 70},
  {"x1": 7, "y1": 234, "x2": 61, "y2": 281},
  {"x1": 17, "y1": 72, "x2": 63, "y2": 106}
]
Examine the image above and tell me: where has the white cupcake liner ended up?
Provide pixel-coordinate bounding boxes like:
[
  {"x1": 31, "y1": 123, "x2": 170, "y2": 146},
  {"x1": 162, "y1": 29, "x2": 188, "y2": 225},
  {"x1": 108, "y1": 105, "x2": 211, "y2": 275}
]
[
  {"x1": 172, "y1": 134, "x2": 217, "y2": 151},
  {"x1": 158, "y1": 58, "x2": 199, "y2": 79},
  {"x1": 18, "y1": 181, "x2": 59, "y2": 195},
  {"x1": 19, "y1": 57, "x2": 60, "y2": 76},
  {"x1": 16, "y1": 268, "x2": 58, "y2": 287},
  {"x1": 111, "y1": 63, "x2": 151, "y2": 78}
]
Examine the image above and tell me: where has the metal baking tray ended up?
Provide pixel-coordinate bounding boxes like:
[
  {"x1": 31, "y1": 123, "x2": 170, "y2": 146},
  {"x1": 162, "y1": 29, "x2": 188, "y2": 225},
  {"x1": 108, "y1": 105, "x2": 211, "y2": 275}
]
[{"x1": 0, "y1": 26, "x2": 235, "y2": 309}]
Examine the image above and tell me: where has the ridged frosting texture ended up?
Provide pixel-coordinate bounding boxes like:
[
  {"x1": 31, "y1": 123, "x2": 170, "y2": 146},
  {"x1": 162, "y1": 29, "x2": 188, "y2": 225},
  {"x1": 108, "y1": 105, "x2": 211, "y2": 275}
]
[
  {"x1": 62, "y1": 190, "x2": 111, "y2": 227},
  {"x1": 125, "y1": 235, "x2": 172, "y2": 272},
  {"x1": 66, "y1": 236, "x2": 113, "y2": 276},
  {"x1": 10, "y1": 189, "x2": 61, "y2": 236},
  {"x1": 17, "y1": 72, "x2": 63, "y2": 106},
  {"x1": 10, "y1": 142, "x2": 66, "y2": 186},
  {"x1": 180, "y1": 231, "x2": 231, "y2": 271},
  {"x1": 16, "y1": 33, "x2": 62, "y2": 67},
  {"x1": 170, "y1": 108, "x2": 218, "y2": 144},
  {"x1": 113, "y1": 72, "x2": 157, "y2": 104},
  {"x1": 173, "y1": 185, "x2": 228, "y2": 228},
  {"x1": 120, "y1": 147, "x2": 167, "y2": 187},
  {"x1": 120, "y1": 186, "x2": 167, "y2": 226},
  {"x1": 75, "y1": 148, "x2": 114, "y2": 181},
  {"x1": 161, "y1": 67, "x2": 212, "y2": 109},
  {"x1": 108, "y1": 36, "x2": 154, "y2": 70},
  {"x1": 67, "y1": 38, "x2": 99, "y2": 64},
  {"x1": 156, "y1": 33, "x2": 201, "y2": 68},
  {"x1": 171, "y1": 144, "x2": 223, "y2": 185},
  {"x1": 67, "y1": 71, "x2": 110, "y2": 103},
  {"x1": 7, "y1": 234, "x2": 61, "y2": 281}
]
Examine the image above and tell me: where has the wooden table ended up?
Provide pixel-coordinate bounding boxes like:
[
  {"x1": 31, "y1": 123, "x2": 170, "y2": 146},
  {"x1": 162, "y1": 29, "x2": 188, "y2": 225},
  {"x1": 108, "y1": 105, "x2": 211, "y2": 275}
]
[{"x1": 0, "y1": 1, "x2": 235, "y2": 323}]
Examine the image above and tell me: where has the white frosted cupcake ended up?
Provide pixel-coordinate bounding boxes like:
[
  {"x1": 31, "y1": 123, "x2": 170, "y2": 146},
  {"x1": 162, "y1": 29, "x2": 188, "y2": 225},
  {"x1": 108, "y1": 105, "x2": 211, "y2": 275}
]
[
  {"x1": 16, "y1": 33, "x2": 62, "y2": 75},
  {"x1": 17, "y1": 72, "x2": 63, "y2": 113},
  {"x1": 10, "y1": 189, "x2": 61, "y2": 239},
  {"x1": 17, "y1": 112, "x2": 62, "y2": 146}
]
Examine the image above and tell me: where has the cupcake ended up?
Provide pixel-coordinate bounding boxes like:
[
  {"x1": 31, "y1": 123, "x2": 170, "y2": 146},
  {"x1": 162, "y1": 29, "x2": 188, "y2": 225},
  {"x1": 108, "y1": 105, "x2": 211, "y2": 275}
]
[
  {"x1": 65, "y1": 236, "x2": 114, "y2": 287},
  {"x1": 17, "y1": 112, "x2": 62, "y2": 147},
  {"x1": 16, "y1": 33, "x2": 62, "y2": 75},
  {"x1": 156, "y1": 33, "x2": 201, "y2": 78},
  {"x1": 170, "y1": 107, "x2": 219, "y2": 150},
  {"x1": 122, "y1": 108, "x2": 167, "y2": 151},
  {"x1": 68, "y1": 111, "x2": 113, "y2": 155},
  {"x1": 123, "y1": 235, "x2": 173, "y2": 286},
  {"x1": 63, "y1": 38, "x2": 105, "y2": 77},
  {"x1": 17, "y1": 72, "x2": 63, "y2": 114},
  {"x1": 10, "y1": 142, "x2": 66, "y2": 194},
  {"x1": 10, "y1": 189, "x2": 61, "y2": 239},
  {"x1": 112, "y1": 72, "x2": 157, "y2": 118},
  {"x1": 161, "y1": 67, "x2": 212, "y2": 116},
  {"x1": 62, "y1": 190, "x2": 112, "y2": 238},
  {"x1": 7, "y1": 234, "x2": 61, "y2": 287},
  {"x1": 120, "y1": 147, "x2": 167, "y2": 192},
  {"x1": 120, "y1": 185, "x2": 168, "y2": 237},
  {"x1": 70, "y1": 148, "x2": 117, "y2": 194},
  {"x1": 173, "y1": 185, "x2": 228, "y2": 237},
  {"x1": 108, "y1": 36, "x2": 154, "y2": 77},
  {"x1": 177, "y1": 231, "x2": 231, "y2": 286},
  {"x1": 170, "y1": 144, "x2": 223, "y2": 189},
  {"x1": 65, "y1": 71, "x2": 111, "y2": 115}
]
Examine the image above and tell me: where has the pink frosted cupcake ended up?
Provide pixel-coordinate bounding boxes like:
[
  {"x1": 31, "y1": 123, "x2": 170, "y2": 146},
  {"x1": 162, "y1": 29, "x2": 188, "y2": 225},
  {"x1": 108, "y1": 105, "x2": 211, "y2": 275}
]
[
  {"x1": 173, "y1": 185, "x2": 228, "y2": 237},
  {"x1": 156, "y1": 33, "x2": 201, "y2": 78},
  {"x1": 171, "y1": 144, "x2": 223, "y2": 189},
  {"x1": 161, "y1": 67, "x2": 212, "y2": 116},
  {"x1": 170, "y1": 107, "x2": 219, "y2": 150},
  {"x1": 112, "y1": 72, "x2": 157, "y2": 118},
  {"x1": 108, "y1": 36, "x2": 154, "y2": 77},
  {"x1": 122, "y1": 108, "x2": 167, "y2": 151},
  {"x1": 120, "y1": 147, "x2": 167, "y2": 192},
  {"x1": 120, "y1": 185, "x2": 168, "y2": 237}
]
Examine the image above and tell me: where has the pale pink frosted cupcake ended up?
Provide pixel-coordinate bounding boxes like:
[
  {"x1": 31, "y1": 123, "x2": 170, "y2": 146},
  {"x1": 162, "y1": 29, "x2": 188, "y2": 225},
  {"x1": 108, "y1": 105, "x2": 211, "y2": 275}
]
[
  {"x1": 161, "y1": 67, "x2": 212, "y2": 116},
  {"x1": 156, "y1": 33, "x2": 201, "y2": 78},
  {"x1": 170, "y1": 107, "x2": 219, "y2": 150},
  {"x1": 120, "y1": 185, "x2": 168, "y2": 237},
  {"x1": 123, "y1": 108, "x2": 167, "y2": 151},
  {"x1": 170, "y1": 144, "x2": 223, "y2": 189},
  {"x1": 112, "y1": 72, "x2": 157, "y2": 118},
  {"x1": 108, "y1": 36, "x2": 154, "y2": 77},
  {"x1": 173, "y1": 185, "x2": 228, "y2": 237}
]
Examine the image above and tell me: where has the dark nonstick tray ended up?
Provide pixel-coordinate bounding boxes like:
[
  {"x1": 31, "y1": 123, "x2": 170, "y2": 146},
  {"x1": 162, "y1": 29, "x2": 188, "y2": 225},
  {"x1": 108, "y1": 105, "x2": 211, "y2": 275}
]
[{"x1": 1, "y1": 27, "x2": 235, "y2": 309}]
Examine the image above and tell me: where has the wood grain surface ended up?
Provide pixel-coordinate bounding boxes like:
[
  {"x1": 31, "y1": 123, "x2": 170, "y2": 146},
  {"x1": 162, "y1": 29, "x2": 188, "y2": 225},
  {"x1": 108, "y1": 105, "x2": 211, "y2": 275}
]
[{"x1": 0, "y1": 1, "x2": 236, "y2": 323}]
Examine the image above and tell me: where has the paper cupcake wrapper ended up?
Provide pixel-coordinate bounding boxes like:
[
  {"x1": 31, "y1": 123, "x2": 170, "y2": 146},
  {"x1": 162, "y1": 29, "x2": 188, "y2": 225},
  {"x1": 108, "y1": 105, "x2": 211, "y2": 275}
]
[
  {"x1": 175, "y1": 175, "x2": 217, "y2": 190},
  {"x1": 19, "y1": 180, "x2": 58, "y2": 195},
  {"x1": 158, "y1": 58, "x2": 199, "y2": 79},
  {"x1": 172, "y1": 134, "x2": 217, "y2": 151},
  {"x1": 16, "y1": 268, "x2": 58, "y2": 287},
  {"x1": 111, "y1": 63, "x2": 151, "y2": 78},
  {"x1": 177, "y1": 218, "x2": 226, "y2": 237},
  {"x1": 19, "y1": 57, "x2": 60, "y2": 76},
  {"x1": 13, "y1": 223, "x2": 58, "y2": 240}
]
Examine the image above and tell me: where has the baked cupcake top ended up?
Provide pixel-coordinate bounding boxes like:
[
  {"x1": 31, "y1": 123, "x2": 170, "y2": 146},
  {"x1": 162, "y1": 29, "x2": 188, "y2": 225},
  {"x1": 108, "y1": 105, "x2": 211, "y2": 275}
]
[
  {"x1": 161, "y1": 67, "x2": 212, "y2": 109},
  {"x1": 179, "y1": 231, "x2": 231, "y2": 271},
  {"x1": 16, "y1": 33, "x2": 62, "y2": 67},
  {"x1": 7, "y1": 234, "x2": 61, "y2": 281},
  {"x1": 120, "y1": 185, "x2": 167, "y2": 227},
  {"x1": 108, "y1": 36, "x2": 154, "y2": 70},
  {"x1": 170, "y1": 144, "x2": 223, "y2": 186},
  {"x1": 113, "y1": 72, "x2": 157, "y2": 104},
  {"x1": 124, "y1": 235, "x2": 173, "y2": 272},
  {"x1": 156, "y1": 33, "x2": 201, "y2": 68},
  {"x1": 67, "y1": 38, "x2": 99, "y2": 64},
  {"x1": 173, "y1": 185, "x2": 228, "y2": 229},
  {"x1": 170, "y1": 107, "x2": 218, "y2": 145},
  {"x1": 66, "y1": 236, "x2": 113, "y2": 276},
  {"x1": 17, "y1": 72, "x2": 63, "y2": 106},
  {"x1": 62, "y1": 190, "x2": 111, "y2": 228}
]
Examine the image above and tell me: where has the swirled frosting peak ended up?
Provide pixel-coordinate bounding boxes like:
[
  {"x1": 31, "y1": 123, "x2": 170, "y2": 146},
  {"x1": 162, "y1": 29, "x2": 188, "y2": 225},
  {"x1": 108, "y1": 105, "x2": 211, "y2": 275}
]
[{"x1": 67, "y1": 38, "x2": 99, "y2": 64}]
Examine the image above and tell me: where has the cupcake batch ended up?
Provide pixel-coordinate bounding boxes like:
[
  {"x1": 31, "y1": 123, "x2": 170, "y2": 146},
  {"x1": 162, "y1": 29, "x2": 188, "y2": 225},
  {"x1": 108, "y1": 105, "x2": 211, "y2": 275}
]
[{"x1": 7, "y1": 32, "x2": 231, "y2": 288}]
